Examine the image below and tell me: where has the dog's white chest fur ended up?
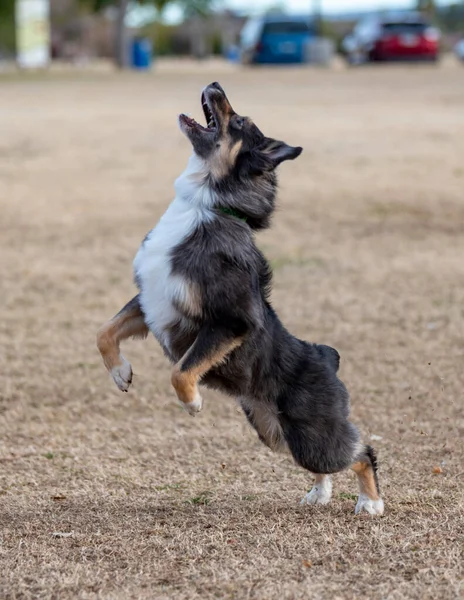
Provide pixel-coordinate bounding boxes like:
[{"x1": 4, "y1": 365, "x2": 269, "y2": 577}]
[{"x1": 133, "y1": 156, "x2": 214, "y2": 349}]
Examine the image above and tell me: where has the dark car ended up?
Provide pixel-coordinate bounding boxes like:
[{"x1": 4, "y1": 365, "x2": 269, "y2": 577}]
[
  {"x1": 240, "y1": 15, "x2": 315, "y2": 65},
  {"x1": 342, "y1": 12, "x2": 440, "y2": 64}
]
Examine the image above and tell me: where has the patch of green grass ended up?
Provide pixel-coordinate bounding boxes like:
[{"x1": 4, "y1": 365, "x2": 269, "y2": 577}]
[
  {"x1": 154, "y1": 482, "x2": 184, "y2": 492},
  {"x1": 187, "y1": 491, "x2": 212, "y2": 506},
  {"x1": 44, "y1": 452, "x2": 54, "y2": 460},
  {"x1": 338, "y1": 492, "x2": 357, "y2": 501}
]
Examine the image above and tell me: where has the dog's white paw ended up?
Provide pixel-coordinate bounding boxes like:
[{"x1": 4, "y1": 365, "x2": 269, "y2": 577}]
[
  {"x1": 355, "y1": 494, "x2": 384, "y2": 515},
  {"x1": 180, "y1": 389, "x2": 203, "y2": 417},
  {"x1": 300, "y1": 477, "x2": 332, "y2": 506},
  {"x1": 110, "y1": 357, "x2": 133, "y2": 392}
]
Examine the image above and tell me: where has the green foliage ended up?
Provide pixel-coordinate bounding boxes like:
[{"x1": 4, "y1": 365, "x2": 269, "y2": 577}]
[
  {"x1": 211, "y1": 30, "x2": 222, "y2": 55},
  {"x1": 181, "y1": 0, "x2": 215, "y2": 18},
  {"x1": 0, "y1": 0, "x2": 14, "y2": 20},
  {"x1": 141, "y1": 20, "x2": 176, "y2": 54},
  {"x1": 78, "y1": 0, "x2": 215, "y2": 18},
  {"x1": 264, "y1": 3, "x2": 286, "y2": 15},
  {"x1": 417, "y1": 0, "x2": 436, "y2": 14},
  {"x1": 439, "y1": 2, "x2": 464, "y2": 33},
  {"x1": 141, "y1": 0, "x2": 218, "y2": 56},
  {"x1": 319, "y1": 20, "x2": 334, "y2": 38},
  {"x1": 0, "y1": 0, "x2": 16, "y2": 54},
  {"x1": 76, "y1": 0, "x2": 215, "y2": 65},
  {"x1": 319, "y1": 20, "x2": 347, "y2": 54},
  {"x1": 77, "y1": 0, "x2": 115, "y2": 11}
]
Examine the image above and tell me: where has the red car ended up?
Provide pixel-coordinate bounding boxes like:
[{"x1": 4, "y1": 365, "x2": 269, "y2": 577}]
[{"x1": 343, "y1": 13, "x2": 440, "y2": 64}]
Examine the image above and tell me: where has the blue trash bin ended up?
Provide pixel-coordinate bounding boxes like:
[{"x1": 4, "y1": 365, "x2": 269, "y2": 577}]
[
  {"x1": 225, "y1": 45, "x2": 240, "y2": 63},
  {"x1": 131, "y1": 38, "x2": 153, "y2": 70}
]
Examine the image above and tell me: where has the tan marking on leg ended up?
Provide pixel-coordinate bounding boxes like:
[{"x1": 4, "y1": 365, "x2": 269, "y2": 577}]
[
  {"x1": 96, "y1": 301, "x2": 148, "y2": 373},
  {"x1": 171, "y1": 337, "x2": 242, "y2": 410},
  {"x1": 352, "y1": 461, "x2": 380, "y2": 501},
  {"x1": 171, "y1": 368, "x2": 199, "y2": 407}
]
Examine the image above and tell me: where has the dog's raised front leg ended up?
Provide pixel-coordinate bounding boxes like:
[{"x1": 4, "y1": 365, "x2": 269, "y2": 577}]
[
  {"x1": 171, "y1": 325, "x2": 243, "y2": 416},
  {"x1": 96, "y1": 295, "x2": 148, "y2": 392}
]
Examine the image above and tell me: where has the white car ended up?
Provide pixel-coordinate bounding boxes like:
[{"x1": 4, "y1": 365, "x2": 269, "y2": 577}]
[{"x1": 455, "y1": 39, "x2": 464, "y2": 62}]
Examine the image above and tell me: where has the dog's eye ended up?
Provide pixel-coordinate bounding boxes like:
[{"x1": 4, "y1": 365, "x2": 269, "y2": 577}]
[{"x1": 231, "y1": 117, "x2": 244, "y2": 130}]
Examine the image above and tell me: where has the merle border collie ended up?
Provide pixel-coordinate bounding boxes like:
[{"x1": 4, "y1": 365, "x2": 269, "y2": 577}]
[{"x1": 97, "y1": 82, "x2": 384, "y2": 515}]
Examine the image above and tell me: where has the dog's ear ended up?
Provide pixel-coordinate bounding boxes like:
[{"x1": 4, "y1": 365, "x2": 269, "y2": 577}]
[
  {"x1": 238, "y1": 138, "x2": 302, "y2": 176},
  {"x1": 257, "y1": 138, "x2": 303, "y2": 170}
]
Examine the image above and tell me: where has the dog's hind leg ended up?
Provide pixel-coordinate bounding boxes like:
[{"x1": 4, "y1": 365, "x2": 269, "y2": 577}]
[
  {"x1": 171, "y1": 325, "x2": 243, "y2": 416},
  {"x1": 96, "y1": 295, "x2": 148, "y2": 392},
  {"x1": 281, "y1": 416, "x2": 365, "y2": 510},
  {"x1": 351, "y1": 445, "x2": 384, "y2": 515},
  {"x1": 300, "y1": 474, "x2": 333, "y2": 506}
]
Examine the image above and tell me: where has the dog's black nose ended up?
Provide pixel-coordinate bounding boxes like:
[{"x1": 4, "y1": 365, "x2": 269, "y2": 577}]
[{"x1": 209, "y1": 81, "x2": 224, "y2": 93}]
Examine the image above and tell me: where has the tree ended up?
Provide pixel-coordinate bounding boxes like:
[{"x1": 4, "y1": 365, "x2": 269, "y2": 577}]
[
  {"x1": 264, "y1": 3, "x2": 286, "y2": 16},
  {"x1": 0, "y1": 0, "x2": 16, "y2": 55},
  {"x1": 312, "y1": 0, "x2": 323, "y2": 37},
  {"x1": 417, "y1": 0, "x2": 436, "y2": 19},
  {"x1": 440, "y1": 2, "x2": 464, "y2": 33},
  {"x1": 79, "y1": 0, "x2": 215, "y2": 67}
]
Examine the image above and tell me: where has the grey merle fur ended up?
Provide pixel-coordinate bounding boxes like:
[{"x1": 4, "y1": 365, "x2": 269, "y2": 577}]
[{"x1": 136, "y1": 82, "x2": 375, "y2": 476}]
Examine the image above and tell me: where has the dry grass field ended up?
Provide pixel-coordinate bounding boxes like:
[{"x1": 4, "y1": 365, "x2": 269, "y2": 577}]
[{"x1": 1, "y1": 60, "x2": 463, "y2": 599}]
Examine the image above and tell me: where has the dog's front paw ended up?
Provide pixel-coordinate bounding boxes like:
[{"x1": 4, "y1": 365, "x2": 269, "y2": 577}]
[
  {"x1": 110, "y1": 357, "x2": 133, "y2": 392},
  {"x1": 355, "y1": 494, "x2": 384, "y2": 515},
  {"x1": 179, "y1": 389, "x2": 203, "y2": 417},
  {"x1": 300, "y1": 477, "x2": 332, "y2": 506}
]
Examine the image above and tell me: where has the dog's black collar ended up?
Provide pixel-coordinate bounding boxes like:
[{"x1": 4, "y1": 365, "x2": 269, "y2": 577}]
[{"x1": 217, "y1": 206, "x2": 248, "y2": 223}]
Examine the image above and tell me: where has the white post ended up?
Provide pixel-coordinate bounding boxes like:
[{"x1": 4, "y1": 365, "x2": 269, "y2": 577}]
[{"x1": 15, "y1": 0, "x2": 50, "y2": 69}]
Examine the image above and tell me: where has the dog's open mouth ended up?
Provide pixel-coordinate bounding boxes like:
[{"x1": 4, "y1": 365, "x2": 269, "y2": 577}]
[
  {"x1": 202, "y1": 93, "x2": 217, "y2": 130},
  {"x1": 180, "y1": 92, "x2": 217, "y2": 133}
]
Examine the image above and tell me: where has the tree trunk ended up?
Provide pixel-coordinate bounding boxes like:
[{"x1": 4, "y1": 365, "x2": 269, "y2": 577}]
[
  {"x1": 312, "y1": 0, "x2": 323, "y2": 36},
  {"x1": 189, "y1": 14, "x2": 208, "y2": 60},
  {"x1": 115, "y1": 0, "x2": 129, "y2": 68}
]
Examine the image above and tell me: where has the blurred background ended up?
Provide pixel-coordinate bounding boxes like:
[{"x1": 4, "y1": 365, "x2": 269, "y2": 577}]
[{"x1": 1, "y1": 0, "x2": 464, "y2": 69}]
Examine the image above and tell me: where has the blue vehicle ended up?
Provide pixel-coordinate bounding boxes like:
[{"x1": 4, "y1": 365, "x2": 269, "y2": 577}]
[{"x1": 240, "y1": 15, "x2": 315, "y2": 65}]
